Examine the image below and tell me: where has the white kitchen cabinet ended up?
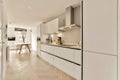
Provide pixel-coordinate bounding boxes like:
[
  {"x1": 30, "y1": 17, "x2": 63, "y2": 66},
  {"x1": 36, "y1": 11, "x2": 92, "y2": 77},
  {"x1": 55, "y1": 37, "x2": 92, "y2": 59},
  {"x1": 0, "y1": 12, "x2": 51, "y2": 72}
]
[
  {"x1": 53, "y1": 54, "x2": 81, "y2": 80},
  {"x1": 83, "y1": 0, "x2": 118, "y2": 55},
  {"x1": 40, "y1": 23, "x2": 48, "y2": 42},
  {"x1": 46, "y1": 18, "x2": 58, "y2": 33},
  {"x1": 53, "y1": 56, "x2": 74, "y2": 77},
  {"x1": 41, "y1": 51, "x2": 74, "y2": 77},
  {"x1": 54, "y1": 47, "x2": 75, "y2": 62},
  {"x1": 73, "y1": 64, "x2": 81, "y2": 80},
  {"x1": 41, "y1": 44, "x2": 47, "y2": 51},
  {"x1": 47, "y1": 54, "x2": 54, "y2": 64},
  {"x1": 50, "y1": 46, "x2": 60, "y2": 56},
  {"x1": 41, "y1": 44, "x2": 81, "y2": 64},
  {"x1": 74, "y1": 50, "x2": 81, "y2": 64},
  {"x1": 41, "y1": 44, "x2": 55, "y2": 53},
  {"x1": 41, "y1": 51, "x2": 47, "y2": 61},
  {"x1": 83, "y1": 51, "x2": 117, "y2": 80},
  {"x1": 40, "y1": 44, "x2": 81, "y2": 79},
  {"x1": 41, "y1": 51, "x2": 54, "y2": 65},
  {"x1": 46, "y1": 45, "x2": 55, "y2": 54},
  {"x1": 58, "y1": 13, "x2": 66, "y2": 28},
  {"x1": 40, "y1": 23, "x2": 47, "y2": 35},
  {"x1": 60, "y1": 48, "x2": 74, "y2": 62},
  {"x1": 46, "y1": 45, "x2": 81, "y2": 64}
]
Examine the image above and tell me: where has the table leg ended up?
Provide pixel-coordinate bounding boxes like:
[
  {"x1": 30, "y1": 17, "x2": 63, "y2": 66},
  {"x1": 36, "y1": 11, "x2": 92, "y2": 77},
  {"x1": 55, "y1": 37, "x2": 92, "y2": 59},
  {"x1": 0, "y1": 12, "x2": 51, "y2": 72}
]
[
  {"x1": 27, "y1": 44, "x2": 31, "y2": 53},
  {"x1": 19, "y1": 45, "x2": 22, "y2": 54},
  {"x1": 16, "y1": 45, "x2": 19, "y2": 53}
]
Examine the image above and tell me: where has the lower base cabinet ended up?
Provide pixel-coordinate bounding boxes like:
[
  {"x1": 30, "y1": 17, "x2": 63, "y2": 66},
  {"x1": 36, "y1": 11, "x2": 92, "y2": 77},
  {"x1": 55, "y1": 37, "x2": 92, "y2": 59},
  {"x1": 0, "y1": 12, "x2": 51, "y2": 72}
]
[
  {"x1": 40, "y1": 51, "x2": 81, "y2": 80},
  {"x1": 74, "y1": 64, "x2": 81, "y2": 80},
  {"x1": 83, "y1": 51, "x2": 117, "y2": 80},
  {"x1": 40, "y1": 44, "x2": 117, "y2": 80},
  {"x1": 41, "y1": 51, "x2": 47, "y2": 61},
  {"x1": 40, "y1": 44, "x2": 81, "y2": 80},
  {"x1": 41, "y1": 51, "x2": 54, "y2": 64},
  {"x1": 53, "y1": 57, "x2": 74, "y2": 77}
]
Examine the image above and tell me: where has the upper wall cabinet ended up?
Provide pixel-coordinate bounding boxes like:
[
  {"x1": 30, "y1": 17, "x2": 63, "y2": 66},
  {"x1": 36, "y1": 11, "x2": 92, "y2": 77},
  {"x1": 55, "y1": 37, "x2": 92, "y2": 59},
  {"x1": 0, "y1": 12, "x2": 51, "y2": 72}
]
[
  {"x1": 46, "y1": 18, "x2": 58, "y2": 33},
  {"x1": 40, "y1": 23, "x2": 47, "y2": 35},
  {"x1": 83, "y1": 0, "x2": 118, "y2": 55},
  {"x1": 46, "y1": 6, "x2": 80, "y2": 33},
  {"x1": 58, "y1": 13, "x2": 66, "y2": 28}
]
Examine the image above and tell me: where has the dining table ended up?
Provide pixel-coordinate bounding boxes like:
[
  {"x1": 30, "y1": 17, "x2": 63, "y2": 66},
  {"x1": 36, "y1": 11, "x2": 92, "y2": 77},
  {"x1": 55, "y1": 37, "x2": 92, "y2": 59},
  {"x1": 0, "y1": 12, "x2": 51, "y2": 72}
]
[{"x1": 16, "y1": 43, "x2": 31, "y2": 54}]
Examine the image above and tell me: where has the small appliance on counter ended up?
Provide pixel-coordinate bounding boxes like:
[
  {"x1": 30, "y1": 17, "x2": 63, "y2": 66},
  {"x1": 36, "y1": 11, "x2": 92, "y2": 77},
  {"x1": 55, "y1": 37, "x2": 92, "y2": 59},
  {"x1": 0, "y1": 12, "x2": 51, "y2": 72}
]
[
  {"x1": 46, "y1": 34, "x2": 52, "y2": 44},
  {"x1": 56, "y1": 37, "x2": 63, "y2": 45}
]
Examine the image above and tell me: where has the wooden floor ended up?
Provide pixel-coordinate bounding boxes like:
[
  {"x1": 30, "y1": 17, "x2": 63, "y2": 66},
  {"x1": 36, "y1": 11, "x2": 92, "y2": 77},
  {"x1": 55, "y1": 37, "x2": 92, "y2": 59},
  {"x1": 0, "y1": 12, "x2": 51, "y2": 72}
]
[
  {"x1": 5, "y1": 51, "x2": 75, "y2": 80},
  {"x1": 0, "y1": 55, "x2": 1, "y2": 79}
]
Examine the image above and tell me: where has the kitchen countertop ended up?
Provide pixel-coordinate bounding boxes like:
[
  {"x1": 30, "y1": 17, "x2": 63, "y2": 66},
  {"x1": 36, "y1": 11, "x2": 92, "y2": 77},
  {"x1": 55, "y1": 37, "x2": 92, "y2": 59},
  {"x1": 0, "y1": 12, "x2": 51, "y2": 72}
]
[{"x1": 41, "y1": 42, "x2": 81, "y2": 50}]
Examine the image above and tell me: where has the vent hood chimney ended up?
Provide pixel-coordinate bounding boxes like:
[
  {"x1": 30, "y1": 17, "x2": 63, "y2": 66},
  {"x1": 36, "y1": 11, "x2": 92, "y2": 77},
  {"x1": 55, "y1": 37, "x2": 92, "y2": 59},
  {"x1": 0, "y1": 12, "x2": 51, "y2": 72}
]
[
  {"x1": 58, "y1": 6, "x2": 80, "y2": 31},
  {"x1": 66, "y1": 6, "x2": 74, "y2": 26}
]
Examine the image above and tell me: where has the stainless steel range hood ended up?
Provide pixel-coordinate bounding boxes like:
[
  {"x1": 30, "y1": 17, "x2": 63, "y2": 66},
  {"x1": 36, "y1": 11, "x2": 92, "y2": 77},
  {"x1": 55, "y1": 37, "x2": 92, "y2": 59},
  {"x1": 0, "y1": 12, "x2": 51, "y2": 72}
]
[{"x1": 58, "y1": 6, "x2": 80, "y2": 31}]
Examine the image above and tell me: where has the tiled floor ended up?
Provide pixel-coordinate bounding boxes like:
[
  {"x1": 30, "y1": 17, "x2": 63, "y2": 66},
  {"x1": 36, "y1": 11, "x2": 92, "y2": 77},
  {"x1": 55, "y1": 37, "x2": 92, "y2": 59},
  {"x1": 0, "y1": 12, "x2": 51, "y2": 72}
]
[{"x1": 5, "y1": 51, "x2": 75, "y2": 80}]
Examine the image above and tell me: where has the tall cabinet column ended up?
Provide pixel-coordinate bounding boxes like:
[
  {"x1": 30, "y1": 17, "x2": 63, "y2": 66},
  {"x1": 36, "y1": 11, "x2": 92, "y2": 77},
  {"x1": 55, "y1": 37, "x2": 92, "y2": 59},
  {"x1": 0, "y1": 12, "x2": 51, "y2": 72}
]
[
  {"x1": 118, "y1": 0, "x2": 120, "y2": 79},
  {"x1": 83, "y1": 0, "x2": 118, "y2": 80}
]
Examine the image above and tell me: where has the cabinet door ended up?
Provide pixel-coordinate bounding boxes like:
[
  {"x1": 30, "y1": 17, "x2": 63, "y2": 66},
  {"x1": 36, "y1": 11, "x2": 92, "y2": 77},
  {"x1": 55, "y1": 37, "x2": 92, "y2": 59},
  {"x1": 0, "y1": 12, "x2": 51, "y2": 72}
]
[
  {"x1": 41, "y1": 51, "x2": 47, "y2": 61},
  {"x1": 51, "y1": 18, "x2": 58, "y2": 33},
  {"x1": 73, "y1": 64, "x2": 81, "y2": 80},
  {"x1": 83, "y1": 0, "x2": 117, "y2": 54},
  {"x1": 41, "y1": 51, "x2": 54, "y2": 65},
  {"x1": 83, "y1": 51, "x2": 117, "y2": 80},
  {"x1": 41, "y1": 44, "x2": 47, "y2": 51},
  {"x1": 58, "y1": 48, "x2": 74, "y2": 62},
  {"x1": 47, "y1": 18, "x2": 58, "y2": 33},
  {"x1": 47, "y1": 54, "x2": 54, "y2": 65},
  {"x1": 58, "y1": 13, "x2": 66, "y2": 27},
  {"x1": 46, "y1": 22, "x2": 51, "y2": 33},
  {"x1": 53, "y1": 57, "x2": 74, "y2": 77},
  {"x1": 40, "y1": 23, "x2": 47, "y2": 34},
  {"x1": 74, "y1": 50, "x2": 81, "y2": 64}
]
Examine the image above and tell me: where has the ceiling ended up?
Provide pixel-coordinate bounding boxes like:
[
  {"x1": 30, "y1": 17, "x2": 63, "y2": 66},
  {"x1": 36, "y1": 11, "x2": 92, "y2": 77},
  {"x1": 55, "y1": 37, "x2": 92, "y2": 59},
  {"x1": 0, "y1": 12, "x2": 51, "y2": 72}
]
[{"x1": 5, "y1": 0, "x2": 80, "y2": 25}]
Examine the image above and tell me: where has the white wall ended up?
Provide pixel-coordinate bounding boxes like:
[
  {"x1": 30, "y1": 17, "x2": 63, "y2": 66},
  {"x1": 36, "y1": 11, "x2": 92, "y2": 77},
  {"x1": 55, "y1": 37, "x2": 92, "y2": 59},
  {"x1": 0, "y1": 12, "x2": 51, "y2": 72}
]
[
  {"x1": 7, "y1": 23, "x2": 38, "y2": 52},
  {"x1": 7, "y1": 27, "x2": 15, "y2": 48},
  {"x1": 7, "y1": 24, "x2": 32, "y2": 49},
  {"x1": 31, "y1": 26, "x2": 37, "y2": 51},
  {"x1": 25, "y1": 30, "x2": 32, "y2": 44},
  {"x1": 62, "y1": 28, "x2": 80, "y2": 45},
  {"x1": 118, "y1": 0, "x2": 120, "y2": 79},
  {"x1": 0, "y1": 1, "x2": 8, "y2": 80}
]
